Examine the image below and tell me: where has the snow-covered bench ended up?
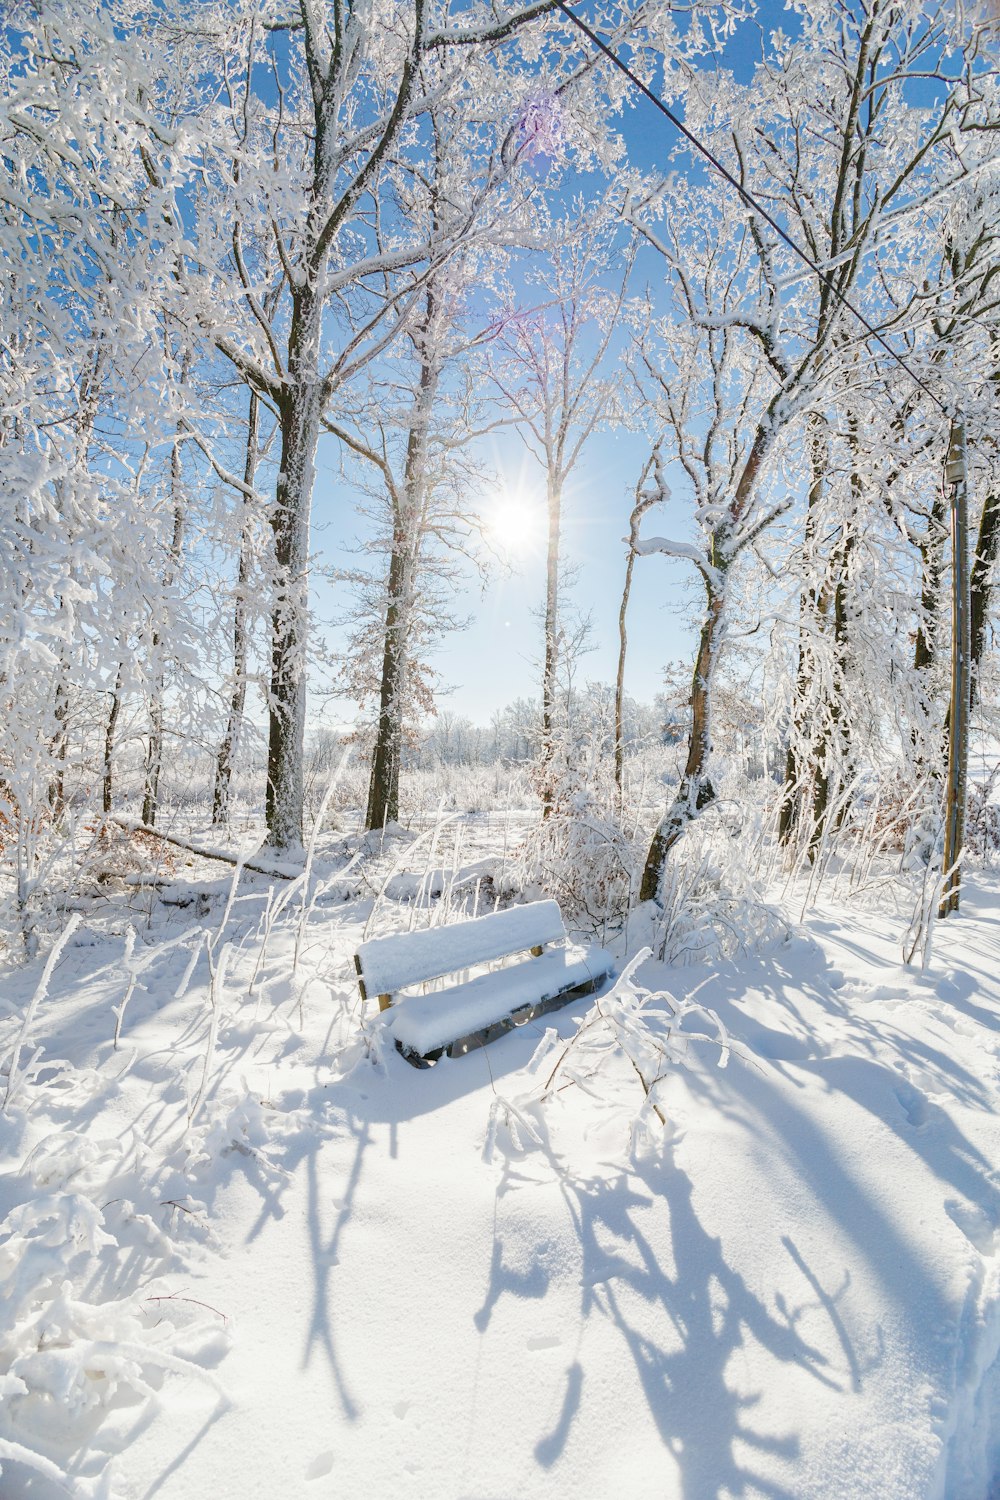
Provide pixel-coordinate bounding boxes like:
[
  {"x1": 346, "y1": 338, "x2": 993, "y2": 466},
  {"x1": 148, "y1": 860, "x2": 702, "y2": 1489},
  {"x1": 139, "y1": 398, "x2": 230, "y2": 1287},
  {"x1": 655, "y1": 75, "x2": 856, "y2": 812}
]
[{"x1": 353, "y1": 899, "x2": 614, "y2": 1066}]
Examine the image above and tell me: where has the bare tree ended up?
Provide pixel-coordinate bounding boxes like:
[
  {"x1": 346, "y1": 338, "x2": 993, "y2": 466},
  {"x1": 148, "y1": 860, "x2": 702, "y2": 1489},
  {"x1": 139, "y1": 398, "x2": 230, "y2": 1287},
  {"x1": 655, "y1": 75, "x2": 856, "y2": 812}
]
[
  {"x1": 615, "y1": 446, "x2": 667, "y2": 799},
  {"x1": 626, "y1": 212, "x2": 790, "y2": 902},
  {"x1": 491, "y1": 210, "x2": 632, "y2": 815},
  {"x1": 629, "y1": 0, "x2": 999, "y2": 901}
]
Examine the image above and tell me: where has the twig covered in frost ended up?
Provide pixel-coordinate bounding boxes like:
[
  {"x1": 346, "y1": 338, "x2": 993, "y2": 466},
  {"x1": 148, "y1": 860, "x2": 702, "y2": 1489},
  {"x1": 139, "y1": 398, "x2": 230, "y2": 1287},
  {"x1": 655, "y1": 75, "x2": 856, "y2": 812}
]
[
  {"x1": 112, "y1": 925, "x2": 138, "y2": 1051},
  {"x1": 485, "y1": 949, "x2": 729, "y2": 1160},
  {"x1": 188, "y1": 941, "x2": 229, "y2": 1126},
  {"x1": 3, "y1": 912, "x2": 81, "y2": 1112},
  {"x1": 246, "y1": 872, "x2": 307, "y2": 1007},
  {"x1": 362, "y1": 805, "x2": 461, "y2": 941},
  {"x1": 208, "y1": 844, "x2": 254, "y2": 963},
  {"x1": 0, "y1": 1192, "x2": 225, "y2": 1496},
  {"x1": 903, "y1": 856, "x2": 951, "y2": 968},
  {"x1": 294, "y1": 757, "x2": 347, "y2": 974},
  {"x1": 175, "y1": 929, "x2": 209, "y2": 1000}
]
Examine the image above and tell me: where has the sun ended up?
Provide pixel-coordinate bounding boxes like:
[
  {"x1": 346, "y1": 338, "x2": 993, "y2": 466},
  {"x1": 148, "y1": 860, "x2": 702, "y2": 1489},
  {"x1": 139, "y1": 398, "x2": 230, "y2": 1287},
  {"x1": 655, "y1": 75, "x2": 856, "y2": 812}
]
[{"x1": 484, "y1": 490, "x2": 544, "y2": 558}]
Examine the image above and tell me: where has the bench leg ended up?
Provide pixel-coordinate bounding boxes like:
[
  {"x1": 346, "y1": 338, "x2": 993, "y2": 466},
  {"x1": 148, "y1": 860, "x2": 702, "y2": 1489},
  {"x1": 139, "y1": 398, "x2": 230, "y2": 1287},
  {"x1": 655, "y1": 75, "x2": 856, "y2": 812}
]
[{"x1": 396, "y1": 1039, "x2": 444, "y2": 1069}]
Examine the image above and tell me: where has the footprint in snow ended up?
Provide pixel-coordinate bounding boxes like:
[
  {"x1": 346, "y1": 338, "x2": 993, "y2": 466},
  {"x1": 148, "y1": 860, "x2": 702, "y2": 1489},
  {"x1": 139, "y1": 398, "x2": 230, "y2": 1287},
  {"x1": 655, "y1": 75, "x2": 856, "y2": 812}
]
[
  {"x1": 894, "y1": 1083, "x2": 928, "y2": 1130},
  {"x1": 527, "y1": 1334, "x2": 562, "y2": 1351},
  {"x1": 305, "y1": 1451, "x2": 334, "y2": 1481},
  {"x1": 394, "y1": 1401, "x2": 411, "y2": 1419},
  {"x1": 945, "y1": 1198, "x2": 997, "y2": 1257}
]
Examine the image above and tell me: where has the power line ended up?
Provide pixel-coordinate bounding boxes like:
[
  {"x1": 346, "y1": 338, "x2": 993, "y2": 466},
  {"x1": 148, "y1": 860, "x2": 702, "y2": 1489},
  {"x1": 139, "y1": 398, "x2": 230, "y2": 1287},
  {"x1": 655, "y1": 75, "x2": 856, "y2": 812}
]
[{"x1": 554, "y1": 0, "x2": 953, "y2": 421}]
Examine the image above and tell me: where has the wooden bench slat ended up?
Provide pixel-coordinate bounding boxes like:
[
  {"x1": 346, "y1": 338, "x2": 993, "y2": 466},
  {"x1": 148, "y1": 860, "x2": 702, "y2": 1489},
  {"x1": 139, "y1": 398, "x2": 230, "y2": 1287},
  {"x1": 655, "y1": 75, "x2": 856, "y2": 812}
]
[
  {"x1": 355, "y1": 899, "x2": 567, "y2": 997},
  {"x1": 386, "y1": 943, "x2": 614, "y2": 1057}
]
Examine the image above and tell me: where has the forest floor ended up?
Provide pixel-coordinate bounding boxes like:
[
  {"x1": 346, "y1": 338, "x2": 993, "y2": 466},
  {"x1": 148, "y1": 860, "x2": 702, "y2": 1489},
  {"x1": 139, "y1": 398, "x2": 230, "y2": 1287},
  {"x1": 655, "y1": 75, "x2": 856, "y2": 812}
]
[{"x1": 1, "y1": 821, "x2": 1000, "y2": 1500}]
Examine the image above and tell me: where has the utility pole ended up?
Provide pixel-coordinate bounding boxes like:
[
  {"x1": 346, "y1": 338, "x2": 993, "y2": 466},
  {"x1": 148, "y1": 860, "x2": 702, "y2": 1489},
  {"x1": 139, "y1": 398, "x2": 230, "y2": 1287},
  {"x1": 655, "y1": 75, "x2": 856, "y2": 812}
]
[{"x1": 940, "y1": 417, "x2": 970, "y2": 917}]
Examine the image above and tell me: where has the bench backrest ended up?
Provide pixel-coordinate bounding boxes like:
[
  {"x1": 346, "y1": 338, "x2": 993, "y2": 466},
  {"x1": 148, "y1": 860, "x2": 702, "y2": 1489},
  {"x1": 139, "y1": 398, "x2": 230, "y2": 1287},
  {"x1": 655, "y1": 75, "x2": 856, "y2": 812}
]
[{"x1": 355, "y1": 899, "x2": 567, "y2": 999}]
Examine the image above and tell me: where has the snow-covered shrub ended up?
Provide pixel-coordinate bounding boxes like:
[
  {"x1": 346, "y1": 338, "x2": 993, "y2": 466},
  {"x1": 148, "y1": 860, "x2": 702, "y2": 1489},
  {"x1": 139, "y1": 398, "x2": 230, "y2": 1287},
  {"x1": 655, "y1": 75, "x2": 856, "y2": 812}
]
[
  {"x1": 0, "y1": 1191, "x2": 222, "y2": 1495},
  {"x1": 484, "y1": 948, "x2": 729, "y2": 1159},
  {"x1": 966, "y1": 770, "x2": 1000, "y2": 861},
  {"x1": 650, "y1": 812, "x2": 789, "y2": 965},
  {"x1": 0, "y1": 672, "x2": 72, "y2": 958},
  {"x1": 512, "y1": 759, "x2": 636, "y2": 936},
  {"x1": 836, "y1": 768, "x2": 939, "y2": 866}
]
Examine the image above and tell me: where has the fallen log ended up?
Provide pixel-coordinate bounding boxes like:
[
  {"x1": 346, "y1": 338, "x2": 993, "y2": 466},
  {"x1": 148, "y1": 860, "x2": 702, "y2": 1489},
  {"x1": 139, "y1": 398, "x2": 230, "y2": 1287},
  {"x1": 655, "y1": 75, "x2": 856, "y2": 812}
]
[{"x1": 107, "y1": 816, "x2": 300, "y2": 880}]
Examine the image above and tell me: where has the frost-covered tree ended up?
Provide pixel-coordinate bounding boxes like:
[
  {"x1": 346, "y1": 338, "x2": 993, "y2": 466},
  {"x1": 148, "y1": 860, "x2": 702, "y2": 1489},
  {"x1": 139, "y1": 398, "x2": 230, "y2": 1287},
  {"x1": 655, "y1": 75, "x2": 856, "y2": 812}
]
[
  {"x1": 491, "y1": 207, "x2": 632, "y2": 815},
  {"x1": 148, "y1": 0, "x2": 705, "y2": 849},
  {"x1": 328, "y1": 101, "x2": 508, "y2": 834},
  {"x1": 627, "y1": 197, "x2": 791, "y2": 901},
  {"x1": 1, "y1": 0, "x2": 758, "y2": 861},
  {"x1": 628, "y1": 0, "x2": 1000, "y2": 901},
  {"x1": 0, "y1": 45, "x2": 193, "y2": 936}
]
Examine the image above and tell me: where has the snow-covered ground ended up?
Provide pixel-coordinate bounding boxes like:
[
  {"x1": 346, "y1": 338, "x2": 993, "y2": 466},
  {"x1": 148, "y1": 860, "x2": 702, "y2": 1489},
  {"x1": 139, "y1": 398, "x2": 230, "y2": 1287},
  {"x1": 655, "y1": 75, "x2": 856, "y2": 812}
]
[{"x1": 2, "y1": 846, "x2": 1000, "y2": 1500}]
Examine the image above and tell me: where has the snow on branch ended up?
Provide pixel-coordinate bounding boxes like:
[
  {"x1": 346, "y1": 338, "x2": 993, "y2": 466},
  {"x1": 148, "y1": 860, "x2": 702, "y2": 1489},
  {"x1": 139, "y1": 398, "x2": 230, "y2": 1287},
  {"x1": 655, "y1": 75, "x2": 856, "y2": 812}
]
[
  {"x1": 724, "y1": 494, "x2": 794, "y2": 558},
  {"x1": 630, "y1": 534, "x2": 722, "y2": 590},
  {"x1": 484, "y1": 950, "x2": 729, "y2": 1161}
]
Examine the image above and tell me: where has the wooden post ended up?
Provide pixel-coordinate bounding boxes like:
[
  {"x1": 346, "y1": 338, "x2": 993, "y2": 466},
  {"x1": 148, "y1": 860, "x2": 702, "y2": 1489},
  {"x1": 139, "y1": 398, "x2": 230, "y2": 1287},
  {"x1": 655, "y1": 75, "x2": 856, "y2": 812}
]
[
  {"x1": 940, "y1": 418, "x2": 970, "y2": 918},
  {"x1": 353, "y1": 954, "x2": 393, "y2": 1011}
]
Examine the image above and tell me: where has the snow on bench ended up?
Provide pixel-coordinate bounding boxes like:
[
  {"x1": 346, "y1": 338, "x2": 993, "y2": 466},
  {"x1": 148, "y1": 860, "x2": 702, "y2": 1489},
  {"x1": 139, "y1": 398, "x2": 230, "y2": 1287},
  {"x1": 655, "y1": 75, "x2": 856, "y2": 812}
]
[{"x1": 353, "y1": 899, "x2": 613, "y2": 1065}]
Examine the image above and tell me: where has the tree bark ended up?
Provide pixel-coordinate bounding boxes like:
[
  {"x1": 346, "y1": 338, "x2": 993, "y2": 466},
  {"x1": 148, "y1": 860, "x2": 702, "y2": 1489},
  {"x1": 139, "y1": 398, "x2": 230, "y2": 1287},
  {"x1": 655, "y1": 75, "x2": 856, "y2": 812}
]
[
  {"x1": 365, "y1": 308, "x2": 438, "y2": 833},
  {"x1": 616, "y1": 451, "x2": 660, "y2": 802},
  {"x1": 969, "y1": 486, "x2": 1000, "y2": 710},
  {"x1": 366, "y1": 543, "x2": 409, "y2": 832},
  {"x1": 143, "y1": 359, "x2": 189, "y2": 828},
  {"x1": 940, "y1": 419, "x2": 970, "y2": 916},
  {"x1": 213, "y1": 388, "x2": 260, "y2": 827},
  {"x1": 102, "y1": 663, "x2": 123, "y2": 816},
  {"x1": 266, "y1": 288, "x2": 323, "y2": 850},
  {"x1": 639, "y1": 586, "x2": 723, "y2": 902},
  {"x1": 540, "y1": 471, "x2": 562, "y2": 819},
  {"x1": 779, "y1": 413, "x2": 828, "y2": 846}
]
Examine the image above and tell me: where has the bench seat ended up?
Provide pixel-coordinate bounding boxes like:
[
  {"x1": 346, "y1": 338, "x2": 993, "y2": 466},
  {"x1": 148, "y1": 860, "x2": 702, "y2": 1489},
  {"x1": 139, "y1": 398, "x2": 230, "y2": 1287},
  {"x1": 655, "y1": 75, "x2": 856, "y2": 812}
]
[
  {"x1": 355, "y1": 899, "x2": 568, "y2": 999},
  {"x1": 386, "y1": 942, "x2": 613, "y2": 1058}
]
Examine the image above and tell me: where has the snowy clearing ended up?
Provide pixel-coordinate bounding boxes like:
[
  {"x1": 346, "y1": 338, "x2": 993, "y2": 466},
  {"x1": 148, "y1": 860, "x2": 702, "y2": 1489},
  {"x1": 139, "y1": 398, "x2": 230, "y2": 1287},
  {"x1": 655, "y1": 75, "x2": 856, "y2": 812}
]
[{"x1": 2, "y1": 864, "x2": 999, "y2": 1500}]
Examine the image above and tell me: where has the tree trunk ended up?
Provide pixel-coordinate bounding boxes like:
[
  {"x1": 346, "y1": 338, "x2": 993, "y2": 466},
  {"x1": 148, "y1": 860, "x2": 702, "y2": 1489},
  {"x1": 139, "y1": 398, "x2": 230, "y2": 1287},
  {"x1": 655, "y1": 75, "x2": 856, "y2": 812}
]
[
  {"x1": 616, "y1": 451, "x2": 660, "y2": 802},
  {"x1": 213, "y1": 389, "x2": 260, "y2": 827},
  {"x1": 366, "y1": 543, "x2": 409, "y2": 831},
  {"x1": 614, "y1": 545, "x2": 635, "y2": 802},
  {"x1": 809, "y1": 526, "x2": 854, "y2": 851},
  {"x1": 940, "y1": 419, "x2": 970, "y2": 916},
  {"x1": 811, "y1": 416, "x2": 862, "y2": 851},
  {"x1": 365, "y1": 315, "x2": 438, "y2": 833},
  {"x1": 540, "y1": 471, "x2": 562, "y2": 819},
  {"x1": 779, "y1": 413, "x2": 828, "y2": 846},
  {"x1": 49, "y1": 677, "x2": 69, "y2": 816},
  {"x1": 914, "y1": 486, "x2": 949, "y2": 675},
  {"x1": 143, "y1": 360, "x2": 189, "y2": 828},
  {"x1": 102, "y1": 663, "x2": 123, "y2": 816},
  {"x1": 639, "y1": 586, "x2": 723, "y2": 903},
  {"x1": 969, "y1": 486, "x2": 1000, "y2": 710},
  {"x1": 266, "y1": 288, "x2": 323, "y2": 850},
  {"x1": 48, "y1": 330, "x2": 106, "y2": 817},
  {"x1": 638, "y1": 412, "x2": 776, "y2": 904}
]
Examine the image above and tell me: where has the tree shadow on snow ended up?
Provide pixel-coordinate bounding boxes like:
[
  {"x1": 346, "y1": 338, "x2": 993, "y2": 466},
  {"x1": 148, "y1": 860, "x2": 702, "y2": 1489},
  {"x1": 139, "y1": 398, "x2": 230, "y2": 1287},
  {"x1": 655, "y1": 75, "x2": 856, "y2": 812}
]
[
  {"x1": 682, "y1": 946, "x2": 1000, "y2": 1242},
  {"x1": 482, "y1": 1142, "x2": 828, "y2": 1498}
]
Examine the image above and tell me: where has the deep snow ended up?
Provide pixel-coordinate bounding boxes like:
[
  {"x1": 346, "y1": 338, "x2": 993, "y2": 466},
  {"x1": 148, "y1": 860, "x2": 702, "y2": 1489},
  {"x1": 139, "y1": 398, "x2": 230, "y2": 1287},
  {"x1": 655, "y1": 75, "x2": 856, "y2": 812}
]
[{"x1": 1, "y1": 853, "x2": 999, "y2": 1500}]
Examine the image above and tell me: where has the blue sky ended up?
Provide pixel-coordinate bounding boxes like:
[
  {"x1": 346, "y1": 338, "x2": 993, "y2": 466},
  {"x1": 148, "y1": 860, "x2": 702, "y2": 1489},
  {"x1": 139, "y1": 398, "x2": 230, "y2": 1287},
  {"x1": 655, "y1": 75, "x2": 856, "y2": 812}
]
[{"x1": 311, "y1": 0, "x2": 793, "y2": 730}]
